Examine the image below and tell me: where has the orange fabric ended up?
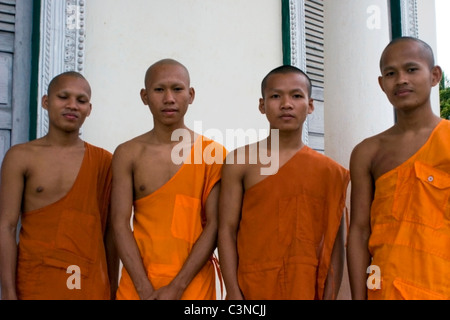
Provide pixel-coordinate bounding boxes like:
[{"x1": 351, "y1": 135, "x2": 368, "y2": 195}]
[
  {"x1": 16, "y1": 142, "x2": 112, "y2": 300},
  {"x1": 116, "y1": 136, "x2": 226, "y2": 300},
  {"x1": 237, "y1": 146, "x2": 350, "y2": 300},
  {"x1": 368, "y1": 120, "x2": 450, "y2": 300}
]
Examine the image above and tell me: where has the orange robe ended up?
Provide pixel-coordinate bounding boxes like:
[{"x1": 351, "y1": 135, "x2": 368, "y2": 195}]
[
  {"x1": 16, "y1": 142, "x2": 112, "y2": 300},
  {"x1": 116, "y1": 136, "x2": 226, "y2": 300},
  {"x1": 368, "y1": 119, "x2": 450, "y2": 300},
  {"x1": 237, "y1": 146, "x2": 350, "y2": 300}
]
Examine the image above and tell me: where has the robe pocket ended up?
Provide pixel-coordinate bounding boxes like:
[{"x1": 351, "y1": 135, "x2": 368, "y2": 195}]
[
  {"x1": 171, "y1": 194, "x2": 202, "y2": 244},
  {"x1": 55, "y1": 209, "x2": 99, "y2": 263},
  {"x1": 390, "y1": 278, "x2": 449, "y2": 300},
  {"x1": 393, "y1": 162, "x2": 450, "y2": 229}
]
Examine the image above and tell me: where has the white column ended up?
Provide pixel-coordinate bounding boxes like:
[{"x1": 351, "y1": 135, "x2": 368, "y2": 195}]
[{"x1": 323, "y1": 0, "x2": 392, "y2": 168}]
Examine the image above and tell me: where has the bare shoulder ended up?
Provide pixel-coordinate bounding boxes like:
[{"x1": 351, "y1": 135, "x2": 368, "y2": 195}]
[
  {"x1": 223, "y1": 142, "x2": 259, "y2": 166},
  {"x1": 2, "y1": 140, "x2": 42, "y2": 166},
  {"x1": 222, "y1": 143, "x2": 257, "y2": 175},
  {"x1": 350, "y1": 130, "x2": 388, "y2": 169},
  {"x1": 113, "y1": 133, "x2": 149, "y2": 158}
]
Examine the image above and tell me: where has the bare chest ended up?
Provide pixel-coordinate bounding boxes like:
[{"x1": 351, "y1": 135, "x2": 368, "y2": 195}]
[
  {"x1": 133, "y1": 147, "x2": 185, "y2": 199},
  {"x1": 371, "y1": 134, "x2": 430, "y2": 181},
  {"x1": 24, "y1": 149, "x2": 85, "y2": 212}
]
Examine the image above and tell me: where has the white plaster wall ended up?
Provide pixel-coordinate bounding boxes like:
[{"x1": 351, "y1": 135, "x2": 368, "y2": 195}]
[
  {"x1": 82, "y1": 0, "x2": 282, "y2": 153},
  {"x1": 323, "y1": 0, "x2": 392, "y2": 168}
]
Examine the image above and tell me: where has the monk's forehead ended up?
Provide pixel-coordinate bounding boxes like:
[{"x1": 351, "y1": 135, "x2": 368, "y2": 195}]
[
  {"x1": 49, "y1": 74, "x2": 91, "y2": 96},
  {"x1": 145, "y1": 61, "x2": 190, "y2": 85},
  {"x1": 380, "y1": 39, "x2": 434, "y2": 70}
]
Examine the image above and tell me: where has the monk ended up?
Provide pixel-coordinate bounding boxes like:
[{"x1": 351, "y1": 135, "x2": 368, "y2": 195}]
[
  {"x1": 113, "y1": 59, "x2": 226, "y2": 300},
  {"x1": 218, "y1": 65, "x2": 350, "y2": 300},
  {"x1": 0, "y1": 71, "x2": 118, "y2": 300},
  {"x1": 347, "y1": 37, "x2": 450, "y2": 300}
]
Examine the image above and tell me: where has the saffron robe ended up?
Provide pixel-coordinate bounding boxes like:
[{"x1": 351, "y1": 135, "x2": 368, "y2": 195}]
[
  {"x1": 237, "y1": 146, "x2": 350, "y2": 300},
  {"x1": 368, "y1": 120, "x2": 450, "y2": 300},
  {"x1": 16, "y1": 142, "x2": 112, "y2": 300},
  {"x1": 116, "y1": 136, "x2": 226, "y2": 300}
]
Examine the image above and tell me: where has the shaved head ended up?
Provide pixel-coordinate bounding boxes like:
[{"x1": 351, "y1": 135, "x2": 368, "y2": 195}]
[
  {"x1": 48, "y1": 71, "x2": 91, "y2": 96},
  {"x1": 144, "y1": 59, "x2": 191, "y2": 87},
  {"x1": 261, "y1": 65, "x2": 312, "y2": 98},
  {"x1": 380, "y1": 37, "x2": 435, "y2": 71}
]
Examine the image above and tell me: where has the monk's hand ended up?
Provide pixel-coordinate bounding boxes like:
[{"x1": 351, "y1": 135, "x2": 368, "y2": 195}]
[
  {"x1": 137, "y1": 283, "x2": 156, "y2": 300},
  {"x1": 151, "y1": 284, "x2": 184, "y2": 300}
]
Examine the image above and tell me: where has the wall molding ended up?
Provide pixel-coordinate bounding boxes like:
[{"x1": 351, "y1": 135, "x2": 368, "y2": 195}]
[
  {"x1": 37, "y1": 0, "x2": 86, "y2": 138},
  {"x1": 400, "y1": 0, "x2": 419, "y2": 37}
]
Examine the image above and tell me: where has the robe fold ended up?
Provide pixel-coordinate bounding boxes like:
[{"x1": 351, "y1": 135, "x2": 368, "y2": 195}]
[
  {"x1": 368, "y1": 119, "x2": 450, "y2": 300},
  {"x1": 16, "y1": 142, "x2": 112, "y2": 300},
  {"x1": 116, "y1": 136, "x2": 226, "y2": 300},
  {"x1": 237, "y1": 146, "x2": 350, "y2": 300}
]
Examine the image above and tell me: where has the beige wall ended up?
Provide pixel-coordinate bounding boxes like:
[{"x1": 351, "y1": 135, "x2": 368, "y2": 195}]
[{"x1": 83, "y1": 0, "x2": 282, "y2": 153}]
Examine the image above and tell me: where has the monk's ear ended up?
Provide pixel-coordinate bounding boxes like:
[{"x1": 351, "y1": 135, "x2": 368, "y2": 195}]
[
  {"x1": 189, "y1": 87, "x2": 195, "y2": 104},
  {"x1": 140, "y1": 88, "x2": 148, "y2": 105},
  {"x1": 431, "y1": 65, "x2": 442, "y2": 87},
  {"x1": 259, "y1": 98, "x2": 266, "y2": 115},
  {"x1": 378, "y1": 76, "x2": 386, "y2": 93},
  {"x1": 86, "y1": 103, "x2": 92, "y2": 117},
  {"x1": 307, "y1": 98, "x2": 314, "y2": 115},
  {"x1": 42, "y1": 95, "x2": 49, "y2": 111}
]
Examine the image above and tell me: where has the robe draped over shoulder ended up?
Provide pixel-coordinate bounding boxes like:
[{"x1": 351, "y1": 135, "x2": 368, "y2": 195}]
[
  {"x1": 116, "y1": 136, "x2": 226, "y2": 300},
  {"x1": 16, "y1": 142, "x2": 112, "y2": 300},
  {"x1": 369, "y1": 120, "x2": 450, "y2": 300},
  {"x1": 237, "y1": 146, "x2": 350, "y2": 300}
]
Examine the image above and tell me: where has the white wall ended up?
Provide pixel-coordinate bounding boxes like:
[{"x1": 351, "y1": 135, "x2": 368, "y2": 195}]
[
  {"x1": 82, "y1": 0, "x2": 283, "y2": 153},
  {"x1": 324, "y1": 0, "x2": 393, "y2": 168}
]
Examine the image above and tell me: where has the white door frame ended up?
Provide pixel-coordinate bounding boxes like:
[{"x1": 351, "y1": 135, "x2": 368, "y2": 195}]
[{"x1": 36, "y1": 0, "x2": 86, "y2": 138}]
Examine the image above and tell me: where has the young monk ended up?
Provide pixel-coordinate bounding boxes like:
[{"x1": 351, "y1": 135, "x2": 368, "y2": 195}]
[
  {"x1": 347, "y1": 37, "x2": 449, "y2": 300},
  {"x1": 0, "y1": 72, "x2": 118, "y2": 300},
  {"x1": 113, "y1": 59, "x2": 226, "y2": 300},
  {"x1": 218, "y1": 65, "x2": 350, "y2": 300}
]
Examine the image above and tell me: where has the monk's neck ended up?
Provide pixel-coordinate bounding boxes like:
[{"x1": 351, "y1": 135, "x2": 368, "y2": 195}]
[
  {"x1": 269, "y1": 129, "x2": 304, "y2": 152},
  {"x1": 43, "y1": 130, "x2": 83, "y2": 148},
  {"x1": 394, "y1": 107, "x2": 441, "y2": 133},
  {"x1": 150, "y1": 125, "x2": 193, "y2": 145}
]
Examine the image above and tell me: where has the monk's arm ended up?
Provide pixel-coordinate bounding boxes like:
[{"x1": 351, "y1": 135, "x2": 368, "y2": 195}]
[
  {"x1": 218, "y1": 155, "x2": 245, "y2": 300},
  {"x1": 323, "y1": 215, "x2": 345, "y2": 300},
  {"x1": 155, "y1": 182, "x2": 222, "y2": 300},
  {"x1": 111, "y1": 145, "x2": 154, "y2": 299},
  {"x1": 0, "y1": 148, "x2": 25, "y2": 300},
  {"x1": 104, "y1": 204, "x2": 120, "y2": 299},
  {"x1": 347, "y1": 143, "x2": 374, "y2": 300}
]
